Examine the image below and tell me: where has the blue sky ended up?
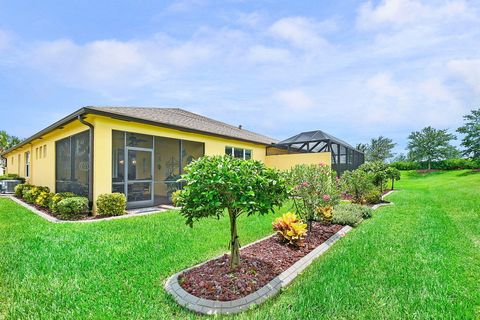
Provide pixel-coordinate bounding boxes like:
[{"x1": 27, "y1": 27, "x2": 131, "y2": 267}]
[{"x1": 0, "y1": 0, "x2": 479, "y2": 155}]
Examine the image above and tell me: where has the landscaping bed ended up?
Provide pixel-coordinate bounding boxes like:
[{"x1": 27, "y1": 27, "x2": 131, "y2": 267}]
[{"x1": 178, "y1": 222, "x2": 342, "y2": 301}]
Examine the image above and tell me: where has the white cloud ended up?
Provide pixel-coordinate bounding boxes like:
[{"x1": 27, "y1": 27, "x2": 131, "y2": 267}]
[
  {"x1": 367, "y1": 73, "x2": 406, "y2": 99},
  {"x1": 448, "y1": 59, "x2": 480, "y2": 93},
  {"x1": 166, "y1": 0, "x2": 208, "y2": 12},
  {"x1": 26, "y1": 35, "x2": 214, "y2": 94},
  {"x1": 269, "y1": 17, "x2": 331, "y2": 52},
  {"x1": 357, "y1": 0, "x2": 469, "y2": 30},
  {"x1": 246, "y1": 45, "x2": 291, "y2": 63},
  {"x1": 275, "y1": 89, "x2": 314, "y2": 110}
]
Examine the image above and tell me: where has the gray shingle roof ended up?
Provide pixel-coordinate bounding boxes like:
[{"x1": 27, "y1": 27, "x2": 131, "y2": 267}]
[{"x1": 87, "y1": 106, "x2": 277, "y2": 145}]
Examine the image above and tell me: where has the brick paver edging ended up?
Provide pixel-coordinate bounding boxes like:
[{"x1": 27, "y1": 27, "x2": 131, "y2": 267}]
[
  {"x1": 7, "y1": 196, "x2": 168, "y2": 223},
  {"x1": 165, "y1": 225, "x2": 353, "y2": 315}
]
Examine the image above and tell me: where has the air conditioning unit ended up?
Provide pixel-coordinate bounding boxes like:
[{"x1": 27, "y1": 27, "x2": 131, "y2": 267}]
[{"x1": 0, "y1": 180, "x2": 21, "y2": 194}]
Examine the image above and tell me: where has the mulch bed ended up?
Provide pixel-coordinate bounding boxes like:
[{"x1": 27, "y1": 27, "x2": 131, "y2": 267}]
[{"x1": 178, "y1": 222, "x2": 343, "y2": 301}]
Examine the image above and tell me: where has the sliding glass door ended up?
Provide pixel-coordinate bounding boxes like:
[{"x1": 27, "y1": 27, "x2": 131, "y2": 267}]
[
  {"x1": 126, "y1": 148, "x2": 153, "y2": 207},
  {"x1": 112, "y1": 130, "x2": 204, "y2": 208}
]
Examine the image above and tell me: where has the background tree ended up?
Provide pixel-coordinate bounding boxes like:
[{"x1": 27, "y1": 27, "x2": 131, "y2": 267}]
[
  {"x1": 175, "y1": 156, "x2": 287, "y2": 270},
  {"x1": 0, "y1": 131, "x2": 22, "y2": 153},
  {"x1": 365, "y1": 136, "x2": 396, "y2": 162},
  {"x1": 457, "y1": 108, "x2": 480, "y2": 160},
  {"x1": 355, "y1": 143, "x2": 368, "y2": 153},
  {"x1": 407, "y1": 126, "x2": 456, "y2": 170}
]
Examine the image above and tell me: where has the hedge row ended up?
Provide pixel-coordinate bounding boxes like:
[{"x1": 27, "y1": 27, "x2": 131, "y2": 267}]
[
  {"x1": 390, "y1": 158, "x2": 480, "y2": 171},
  {"x1": 14, "y1": 184, "x2": 126, "y2": 219}
]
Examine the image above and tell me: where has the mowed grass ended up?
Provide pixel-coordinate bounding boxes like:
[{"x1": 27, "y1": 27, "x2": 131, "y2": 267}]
[{"x1": 1, "y1": 170, "x2": 479, "y2": 319}]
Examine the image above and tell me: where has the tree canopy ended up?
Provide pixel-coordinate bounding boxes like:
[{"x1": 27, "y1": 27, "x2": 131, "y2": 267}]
[
  {"x1": 365, "y1": 136, "x2": 396, "y2": 163},
  {"x1": 407, "y1": 126, "x2": 456, "y2": 170},
  {"x1": 0, "y1": 131, "x2": 22, "y2": 154},
  {"x1": 457, "y1": 108, "x2": 480, "y2": 160}
]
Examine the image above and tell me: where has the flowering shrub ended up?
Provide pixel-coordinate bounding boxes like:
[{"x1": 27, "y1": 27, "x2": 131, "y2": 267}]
[
  {"x1": 23, "y1": 186, "x2": 50, "y2": 203},
  {"x1": 272, "y1": 212, "x2": 307, "y2": 246},
  {"x1": 287, "y1": 164, "x2": 341, "y2": 229},
  {"x1": 35, "y1": 191, "x2": 54, "y2": 208}
]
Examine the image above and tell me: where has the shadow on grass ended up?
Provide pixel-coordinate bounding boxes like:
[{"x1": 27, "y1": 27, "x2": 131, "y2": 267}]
[{"x1": 457, "y1": 169, "x2": 480, "y2": 177}]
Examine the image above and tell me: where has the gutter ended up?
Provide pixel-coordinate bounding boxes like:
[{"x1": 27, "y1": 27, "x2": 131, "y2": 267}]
[{"x1": 77, "y1": 115, "x2": 94, "y2": 204}]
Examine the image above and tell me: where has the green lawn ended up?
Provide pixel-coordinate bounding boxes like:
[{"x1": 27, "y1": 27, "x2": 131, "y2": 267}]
[{"x1": 1, "y1": 170, "x2": 479, "y2": 319}]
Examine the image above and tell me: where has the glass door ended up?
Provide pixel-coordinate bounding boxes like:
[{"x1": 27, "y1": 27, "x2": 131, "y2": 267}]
[{"x1": 126, "y1": 148, "x2": 154, "y2": 208}]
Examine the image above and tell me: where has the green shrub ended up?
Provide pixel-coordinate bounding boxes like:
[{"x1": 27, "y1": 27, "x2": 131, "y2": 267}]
[
  {"x1": 14, "y1": 184, "x2": 32, "y2": 198},
  {"x1": 341, "y1": 170, "x2": 376, "y2": 204},
  {"x1": 390, "y1": 161, "x2": 420, "y2": 170},
  {"x1": 0, "y1": 174, "x2": 26, "y2": 183},
  {"x1": 23, "y1": 186, "x2": 50, "y2": 203},
  {"x1": 358, "y1": 161, "x2": 390, "y2": 193},
  {"x1": 391, "y1": 158, "x2": 480, "y2": 171},
  {"x1": 56, "y1": 197, "x2": 89, "y2": 218},
  {"x1": 332, "y1": 203, "x2": 373, "y2": 227},
  {"x1": 96, "y1": 193, "x2": 126, "y2": 216},
  {"x1": 49, "y1": 192, "x2": 76, "y2": 213},
  {"x1": 35, "y1": 191, "x2": 54, "y2": 208},
  {"x1": 364, "y1": 189, "x2": 382, "y2": 204}
]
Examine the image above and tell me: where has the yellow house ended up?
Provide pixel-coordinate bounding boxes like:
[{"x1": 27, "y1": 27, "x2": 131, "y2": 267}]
[{"x1": 2, "y1": 106, "x2": 362, "y2": 210}]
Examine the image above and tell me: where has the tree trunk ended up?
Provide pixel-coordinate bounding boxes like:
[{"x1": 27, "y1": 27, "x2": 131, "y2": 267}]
[
  {"x1": 229, "y1": 211, "x2": 240, "y2": 271},
  {"x1": 428, "y1": 159, "x2": 431, "y2": 171},
  {"x1": 391, "y1": 178, "x2": 394, "y2": 190}
]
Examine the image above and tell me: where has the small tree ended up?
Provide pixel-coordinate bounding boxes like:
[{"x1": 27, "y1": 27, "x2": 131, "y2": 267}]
[
  {"x1": 407, "y1": 126, "x2": 456, "y2": 170},
  {"x1": 457, "y1": 108, "x2": 480, "y2": 161},
  {"x1": 176, "y1": 156, "x2": 287, "y2": 270},
  {"x1": 365, "y1": 136, "x2": 396, "y2": 163},
  {"x1": 386, "y1": 167, "x2": 401, "y2": 190}
]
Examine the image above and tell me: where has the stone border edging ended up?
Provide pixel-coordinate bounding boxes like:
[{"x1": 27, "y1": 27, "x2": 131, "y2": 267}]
[
  {"x1": 7, "y1": 196, "x2": 169, "y2": 224},
  {"x1": 165, "y1": 225, "x2": 352, "y2": 315},
  {"x1": 372, "y1": 190, "x2": 396, "y2": 210}
]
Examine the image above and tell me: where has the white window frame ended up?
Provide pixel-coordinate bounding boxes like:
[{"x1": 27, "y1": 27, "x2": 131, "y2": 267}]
[
  {"x1": 25, "y1": 152, "x2": 30, "y2": 178},
  {"x1": 225, "y1": 146, "x2": 252, "y2": 160}
]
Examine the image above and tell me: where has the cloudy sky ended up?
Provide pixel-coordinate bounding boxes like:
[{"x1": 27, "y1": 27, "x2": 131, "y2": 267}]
[{"x1": 1, "y1": 0, "x2": 479, "y2": 155}]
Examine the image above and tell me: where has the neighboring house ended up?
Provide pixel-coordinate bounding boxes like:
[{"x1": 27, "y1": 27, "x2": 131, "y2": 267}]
[{"x1": 1, "y1": 106, "x2": 362, "y2": 210}]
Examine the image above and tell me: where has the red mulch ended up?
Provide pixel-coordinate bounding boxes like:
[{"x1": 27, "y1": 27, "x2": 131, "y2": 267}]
[{"x1": 178, "y1": 222, "x2": 343, "y2": 301}]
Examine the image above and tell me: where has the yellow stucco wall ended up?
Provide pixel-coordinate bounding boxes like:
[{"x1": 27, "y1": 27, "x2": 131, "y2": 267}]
[
  {"x1": 4, "y1": 118, "x2": 93, "y2": 190},
  {"x1": 264, "y1": 152, "x2": 332, "y2": 171}
]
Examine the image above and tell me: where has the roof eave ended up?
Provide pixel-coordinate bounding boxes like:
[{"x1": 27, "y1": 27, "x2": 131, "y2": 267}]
[{"x1": 1, "y1": 107, "x2": 89, "y2": 156}]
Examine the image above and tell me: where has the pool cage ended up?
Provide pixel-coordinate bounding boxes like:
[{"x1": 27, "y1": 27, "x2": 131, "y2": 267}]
[{"x1": 267, "y1": 130, "x2": 364, "y2": 175}]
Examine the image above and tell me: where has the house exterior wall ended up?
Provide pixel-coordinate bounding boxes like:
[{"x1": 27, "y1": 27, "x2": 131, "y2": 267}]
[
  {"x1": 264, "y1": 152, "x2": 332, "y2": 171},
  {"x1": 4, "y1": 114, "x2": 268, "y2": 210},
  {"x1": 4, "y1": 118, "x2": 93, "y2": 191}
]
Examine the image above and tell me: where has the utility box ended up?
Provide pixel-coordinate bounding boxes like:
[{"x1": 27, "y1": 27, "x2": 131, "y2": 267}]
[{"x1": 0, "y1": 180, "x2": 21, "y2": 194}]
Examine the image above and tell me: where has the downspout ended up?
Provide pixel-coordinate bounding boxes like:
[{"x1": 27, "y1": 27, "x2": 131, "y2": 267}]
[{"x1": 78, "y1": 115, "x2": 94, "y2": 206}]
